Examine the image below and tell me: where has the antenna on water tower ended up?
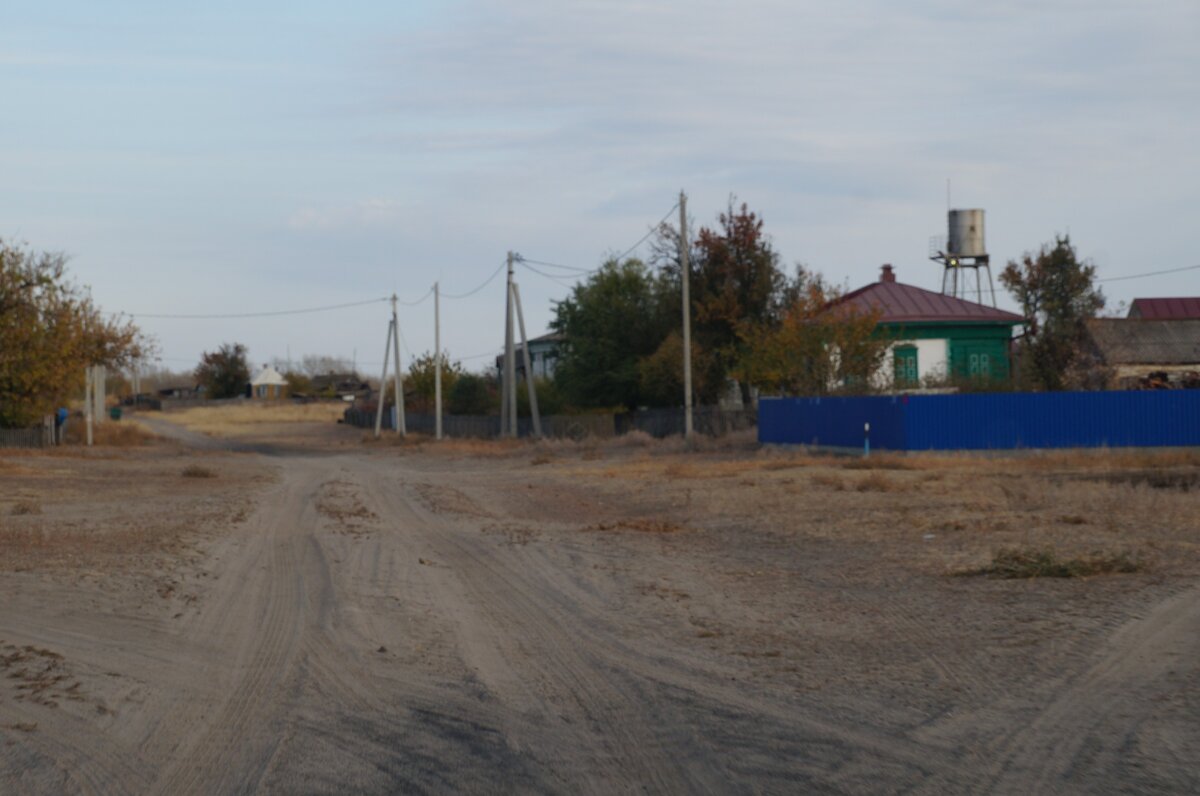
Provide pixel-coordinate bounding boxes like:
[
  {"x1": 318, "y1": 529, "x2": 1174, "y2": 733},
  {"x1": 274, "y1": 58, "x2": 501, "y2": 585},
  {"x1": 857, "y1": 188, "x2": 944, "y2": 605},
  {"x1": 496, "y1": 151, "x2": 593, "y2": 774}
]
[{"x1": 929, "y1": 208, "x2": 996, "y2": 306}]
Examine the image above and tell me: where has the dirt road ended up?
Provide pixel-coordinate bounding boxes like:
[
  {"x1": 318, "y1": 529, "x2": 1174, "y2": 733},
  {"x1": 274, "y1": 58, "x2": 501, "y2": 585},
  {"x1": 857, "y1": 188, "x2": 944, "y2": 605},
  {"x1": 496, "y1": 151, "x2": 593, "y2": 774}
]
[{"x1": 1, "y1": 424, "x2": 1197, "y2": 793}]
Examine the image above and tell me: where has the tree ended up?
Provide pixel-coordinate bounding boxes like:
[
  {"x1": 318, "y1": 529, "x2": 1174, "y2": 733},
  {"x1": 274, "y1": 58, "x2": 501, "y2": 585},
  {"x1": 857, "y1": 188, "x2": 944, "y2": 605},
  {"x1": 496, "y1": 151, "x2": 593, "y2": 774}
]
[
  {"x1": 447, "y1": 372, "x2": 497, "y2": 415},
  {"x1": 0, "y1": 240, "x2": 149, "y2": 427},
  {"x1": 195, "y1": 343, "x2": 250, "y2": 399},
  {"x1": 656, "y1": 199, "x2": 795, "y2": 405},
  {"x1": 736, "y1": 270, "x2": 886, "y2": 396},
  {"x1": 405, "y1": 351, "x2": 465, "y2": 413},
  {"x1": 550, "y1": 258, "x2": 674, "y2": 410},
  {"x1": 1000, "y1": 236, "x2": 1105, "y2": 390}
]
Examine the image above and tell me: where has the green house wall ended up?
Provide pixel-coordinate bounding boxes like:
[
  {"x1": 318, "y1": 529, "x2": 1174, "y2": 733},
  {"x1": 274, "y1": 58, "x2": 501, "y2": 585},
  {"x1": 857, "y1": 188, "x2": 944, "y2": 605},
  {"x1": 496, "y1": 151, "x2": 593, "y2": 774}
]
[{"x1": 876, "y1": 322, "x2": 1017, "y2": 382}]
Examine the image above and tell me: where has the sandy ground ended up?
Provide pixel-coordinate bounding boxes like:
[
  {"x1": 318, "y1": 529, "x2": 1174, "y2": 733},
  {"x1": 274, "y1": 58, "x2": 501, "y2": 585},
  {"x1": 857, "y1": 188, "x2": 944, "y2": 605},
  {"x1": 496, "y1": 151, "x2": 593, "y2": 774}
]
[{"x1": 1, "y1": 412, "x2": 1197, "y2": 794}]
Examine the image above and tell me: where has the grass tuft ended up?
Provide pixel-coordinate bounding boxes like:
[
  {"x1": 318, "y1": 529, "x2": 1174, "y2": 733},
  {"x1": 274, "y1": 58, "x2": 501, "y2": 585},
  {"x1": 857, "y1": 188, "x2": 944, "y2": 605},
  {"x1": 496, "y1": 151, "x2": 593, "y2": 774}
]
[
  {"x1": 969, "y1": 547, "x2": 1144, "y2": 579},
  {"x1": 11, "y1": 501, "x2": 41, "y2": 516},
  {"x1": 181, "y1": 464, "x2": 217, "y2": 479}
]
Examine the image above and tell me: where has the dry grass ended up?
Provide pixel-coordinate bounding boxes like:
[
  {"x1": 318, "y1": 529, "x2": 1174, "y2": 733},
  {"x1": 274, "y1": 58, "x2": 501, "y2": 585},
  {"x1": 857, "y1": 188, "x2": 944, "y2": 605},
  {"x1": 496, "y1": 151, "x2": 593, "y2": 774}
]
[
  {"x1": 10, "y1": 500, "x2": 42, "y2": 516},
  {"x1": 584, "y1": 518, "x2": 685, "y2": 534},
  {"x1": 63, "y1": 418, "x2": 162, "y2": 447},
  {"x1": 181, "y1": 464, "x2": 217, "y2": 479},
  {"x1": 966, "y1": 547, "x2": 1145, "y2": 579},
  {"x1": 170, "y1": 402, "x2": 346, "y2": 436}
]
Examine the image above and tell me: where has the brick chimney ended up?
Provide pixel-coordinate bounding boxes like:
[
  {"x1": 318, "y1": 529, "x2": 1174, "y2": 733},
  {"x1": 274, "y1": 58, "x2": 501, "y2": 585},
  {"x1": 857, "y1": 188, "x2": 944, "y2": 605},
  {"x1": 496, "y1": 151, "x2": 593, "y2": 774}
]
[{"x1": 880, "y1": 264, "x2": 896, "y2": 283}]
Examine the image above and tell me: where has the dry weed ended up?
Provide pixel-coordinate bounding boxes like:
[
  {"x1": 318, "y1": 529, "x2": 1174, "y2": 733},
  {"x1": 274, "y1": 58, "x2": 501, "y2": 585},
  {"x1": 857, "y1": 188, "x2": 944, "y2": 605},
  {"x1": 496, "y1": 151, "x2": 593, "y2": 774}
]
[
  {"x1": 10, "y1": 501, "x2": 41, "y2": 516},
  {"x1": 966, "y1": 547, "x2": 1145, "y2": 579},
  {"x1": 181, "y1": 464, "x2": 217, "y2": 479},
  {"x1": 170, "y1": 402, "x2": 346, "y2": 435},
  {"x1": 585, "y1": 518, "x2": 685, "y2": 534},
  {"x1": 854, "y1": 472, "x2": 900, "y2": 492}
]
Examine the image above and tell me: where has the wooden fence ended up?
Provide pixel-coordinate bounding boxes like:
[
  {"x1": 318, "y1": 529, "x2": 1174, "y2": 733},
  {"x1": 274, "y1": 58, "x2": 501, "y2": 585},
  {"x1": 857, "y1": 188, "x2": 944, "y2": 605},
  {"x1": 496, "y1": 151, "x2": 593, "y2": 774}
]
[{"x1": 0, "y1": 416, "x2": 56, "y2": 448}]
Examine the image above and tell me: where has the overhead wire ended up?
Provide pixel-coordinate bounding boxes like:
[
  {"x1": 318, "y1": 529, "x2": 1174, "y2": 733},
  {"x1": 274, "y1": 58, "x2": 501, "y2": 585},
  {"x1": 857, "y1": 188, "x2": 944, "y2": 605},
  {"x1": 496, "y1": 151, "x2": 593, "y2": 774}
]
[
  {"x1": 441, "y1": 259, "x2": 507, "y2": 299},
  {"x1": 1097, "y1": 263, "x2": 1200, "y2": 283},
  {"x1": 120, "y1": 296, "x2": 389, "y2": 320},
  {"x1": 515, "y1": 200, "x2": 681, "y2": 278}
]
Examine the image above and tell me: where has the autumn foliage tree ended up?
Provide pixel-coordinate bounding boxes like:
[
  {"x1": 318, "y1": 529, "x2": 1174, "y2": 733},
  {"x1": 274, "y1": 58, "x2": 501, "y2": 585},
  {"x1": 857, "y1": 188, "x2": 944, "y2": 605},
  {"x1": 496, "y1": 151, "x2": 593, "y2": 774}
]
[
  {"x1": 736, "y1": 270, "x2": 886, "y2": 396},
  {"x1": 1000, "y1": 236, "x2": 1104, "y2": 390},
  {"x1": 0, "y1": 241, "x2": 148, "y2": 427}
]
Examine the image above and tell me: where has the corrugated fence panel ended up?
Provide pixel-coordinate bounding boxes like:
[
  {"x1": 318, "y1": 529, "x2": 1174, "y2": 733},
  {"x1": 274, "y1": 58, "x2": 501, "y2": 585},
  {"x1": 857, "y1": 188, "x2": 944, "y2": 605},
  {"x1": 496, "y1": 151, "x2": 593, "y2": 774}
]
[
  {"x1": 761, "y1": 391, "x2": 1200, "y2": 450},
  {"x1": 758, "y1": 396, "x2": 907, "y2": 449}
]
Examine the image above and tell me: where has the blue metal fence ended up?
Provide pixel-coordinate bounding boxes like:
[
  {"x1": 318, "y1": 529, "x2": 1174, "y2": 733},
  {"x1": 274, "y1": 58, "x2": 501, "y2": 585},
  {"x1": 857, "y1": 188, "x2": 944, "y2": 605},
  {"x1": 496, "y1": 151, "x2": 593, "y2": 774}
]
[{"x1": 759, "y1": 391, "x2": 1200, "y2": 450}]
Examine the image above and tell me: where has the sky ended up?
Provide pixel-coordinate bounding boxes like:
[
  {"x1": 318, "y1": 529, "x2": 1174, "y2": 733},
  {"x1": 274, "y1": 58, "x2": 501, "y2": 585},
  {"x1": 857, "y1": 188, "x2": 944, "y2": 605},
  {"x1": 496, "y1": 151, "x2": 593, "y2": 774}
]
[{"x1": 3, "y1": 1, "x2": 1198, "y2": 376}]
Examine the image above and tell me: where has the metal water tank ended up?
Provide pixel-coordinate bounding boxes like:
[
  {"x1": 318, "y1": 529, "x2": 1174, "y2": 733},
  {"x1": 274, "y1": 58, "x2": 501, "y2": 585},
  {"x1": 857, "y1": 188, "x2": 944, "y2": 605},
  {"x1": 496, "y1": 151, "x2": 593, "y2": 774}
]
[{"x1": 947, "y1": 209, "x2": 986, "y2": 257}]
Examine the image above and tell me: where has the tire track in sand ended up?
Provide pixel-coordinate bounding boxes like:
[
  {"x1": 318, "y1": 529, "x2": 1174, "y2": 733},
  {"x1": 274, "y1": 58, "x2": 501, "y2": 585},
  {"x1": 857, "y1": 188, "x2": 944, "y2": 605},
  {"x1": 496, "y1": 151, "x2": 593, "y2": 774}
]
[
  {"x1": 983, "y1": 584, "x2": 1200, "y2": 794},
  {"x1": 149, "y1": 462, "x2": 326, "y2": 794}
]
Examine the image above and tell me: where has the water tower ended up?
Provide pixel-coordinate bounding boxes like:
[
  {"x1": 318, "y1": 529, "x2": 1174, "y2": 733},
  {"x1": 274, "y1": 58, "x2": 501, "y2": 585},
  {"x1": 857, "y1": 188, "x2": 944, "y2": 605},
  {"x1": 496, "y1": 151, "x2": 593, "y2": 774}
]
[{"x1": 929, "y1": 209, "x2": 995, "y2": 306}]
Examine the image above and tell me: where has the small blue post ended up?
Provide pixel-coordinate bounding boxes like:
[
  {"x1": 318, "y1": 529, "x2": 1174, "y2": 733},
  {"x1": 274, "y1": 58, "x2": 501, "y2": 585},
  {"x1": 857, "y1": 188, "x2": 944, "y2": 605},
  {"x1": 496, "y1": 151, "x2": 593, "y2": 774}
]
[{"x1": 864, "y1": 422, "x2": 870, "y2": 458}]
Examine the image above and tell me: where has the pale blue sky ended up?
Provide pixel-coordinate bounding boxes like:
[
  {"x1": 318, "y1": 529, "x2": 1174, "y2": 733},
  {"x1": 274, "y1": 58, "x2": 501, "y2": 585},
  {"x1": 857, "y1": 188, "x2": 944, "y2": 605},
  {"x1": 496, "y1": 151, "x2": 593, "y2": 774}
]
[{"x1": 3, "y1": 1, "x2": 1198, "y2": 372}]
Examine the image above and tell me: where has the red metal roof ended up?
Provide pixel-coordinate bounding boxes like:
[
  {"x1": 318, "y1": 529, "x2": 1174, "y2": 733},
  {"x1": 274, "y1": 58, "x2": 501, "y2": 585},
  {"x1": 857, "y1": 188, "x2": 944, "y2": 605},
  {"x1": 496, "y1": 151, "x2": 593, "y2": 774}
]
[
  {"x1": 1128, "y1": 297, "x2": 1200, "y2": 320},
  {"x1": 835, "y1": 272, "x2": 1025, "y2": 324}
]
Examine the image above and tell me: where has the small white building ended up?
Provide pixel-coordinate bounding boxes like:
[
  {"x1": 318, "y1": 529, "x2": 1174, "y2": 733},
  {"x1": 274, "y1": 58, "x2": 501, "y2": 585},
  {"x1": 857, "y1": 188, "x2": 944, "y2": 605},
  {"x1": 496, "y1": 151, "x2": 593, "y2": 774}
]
[{"x1": 249, "y1": 364, "x2": 288, "y2": 399}]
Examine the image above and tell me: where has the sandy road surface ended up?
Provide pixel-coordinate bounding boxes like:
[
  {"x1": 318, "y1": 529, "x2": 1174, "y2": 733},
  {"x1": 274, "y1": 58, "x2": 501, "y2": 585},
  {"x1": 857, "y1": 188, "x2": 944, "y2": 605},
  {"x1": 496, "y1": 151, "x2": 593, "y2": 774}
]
[{"x1": 2, "y1": 422, "x2": 1198, "y2": 793}]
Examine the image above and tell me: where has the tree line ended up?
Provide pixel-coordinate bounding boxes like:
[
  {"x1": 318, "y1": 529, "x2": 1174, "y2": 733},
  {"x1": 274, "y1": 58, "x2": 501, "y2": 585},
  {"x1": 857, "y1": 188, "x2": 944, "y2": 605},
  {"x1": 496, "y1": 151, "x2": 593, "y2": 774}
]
[{"x1": 0, "y1": 218, "x2": 1108, "y2": 428}]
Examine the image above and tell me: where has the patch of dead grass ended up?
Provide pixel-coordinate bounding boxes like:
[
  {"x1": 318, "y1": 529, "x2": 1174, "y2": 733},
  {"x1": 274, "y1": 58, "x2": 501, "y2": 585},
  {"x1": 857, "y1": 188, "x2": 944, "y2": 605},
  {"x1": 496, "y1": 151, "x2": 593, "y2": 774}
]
[
  {"x1": 964, "y1": 547, "x2": 1146, "y2": 579},
  {"x1": 181, "y1": 464, "x2": 217, "y2": 478},
  {"x1": 585, "y1": 518, "x2": 685, "y2": 534},
  {"x1": 170, "y1": 402, "x2": 346, "y2": 436}
]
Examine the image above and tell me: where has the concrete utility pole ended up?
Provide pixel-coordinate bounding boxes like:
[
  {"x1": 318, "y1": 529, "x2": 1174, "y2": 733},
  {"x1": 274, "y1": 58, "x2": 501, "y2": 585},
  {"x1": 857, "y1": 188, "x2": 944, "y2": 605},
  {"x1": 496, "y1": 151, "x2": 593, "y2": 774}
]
[
  {"x1": 680, "y1": 190, "x2": 695, "y2": 445},
  {"x1": 374, "y1": 319, "x2": 392, "y2": 438},
  {"x1": 512, "y1": 281, "x2": 541, "y2": 438},
  {"x1": 85, "y1": 366, "x2": 94, "y2": 446},
  {"x1": 391, "y1": 294, "x2": 405, "y2": 436},
  {"x1": 434, "y1": 282, "x2": 443, "y2": 440},
  {"x1": 503, "y1": 251, "x2": 517, "y2": 437}
]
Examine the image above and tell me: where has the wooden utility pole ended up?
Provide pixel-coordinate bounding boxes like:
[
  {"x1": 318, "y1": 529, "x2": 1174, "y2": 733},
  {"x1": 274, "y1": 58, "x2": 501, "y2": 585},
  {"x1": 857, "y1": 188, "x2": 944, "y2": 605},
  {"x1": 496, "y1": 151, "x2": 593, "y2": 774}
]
[
  {"x1": 391, "y1": 294, "x2": 405, "y2": 436},
  {"x1": 512, "y1": 281, "x2": 541, "y2": 438},
  {"x1": 503, "y1": 251, "x2": 517, "y2": 437},
  {"x1": 680, "y1": 191, "x2": 694, "y2": 445},
  {"x1": 434, "y1": 282, "x2": 443, "y2": 440}
]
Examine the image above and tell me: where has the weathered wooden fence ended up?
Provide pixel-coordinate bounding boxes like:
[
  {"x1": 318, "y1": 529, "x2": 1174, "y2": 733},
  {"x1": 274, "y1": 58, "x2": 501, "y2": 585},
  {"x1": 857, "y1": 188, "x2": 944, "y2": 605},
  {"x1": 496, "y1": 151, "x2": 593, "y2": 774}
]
[{"x1": 0, "y1": 416, "x2": 56, "y2": 448}]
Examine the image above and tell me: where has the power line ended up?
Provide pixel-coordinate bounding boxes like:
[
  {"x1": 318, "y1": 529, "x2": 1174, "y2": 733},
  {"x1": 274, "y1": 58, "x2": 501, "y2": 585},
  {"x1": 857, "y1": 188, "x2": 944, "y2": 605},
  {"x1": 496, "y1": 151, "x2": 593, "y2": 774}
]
[
  {"x1": 397, "y1": 287, "x2": 434, "y2": 306},
  {"x1": 613, "y1": 200, "x2": 679, "y2": 263},
  {"x1": 517, "y1": 260, "x2": 582, "y2": 287},
  {"x1": 442, "y1": 260, "x2": 507, "y2": 299},
  {"x1": 123, "y1": 297, "x2": 389, "y2": 320},
  {"x1": 1098, "y1": 264, "x2": 1200, "y2": 283},
  {"x1": 516, "y1": 201, "x2": 681, "y2": 277}
]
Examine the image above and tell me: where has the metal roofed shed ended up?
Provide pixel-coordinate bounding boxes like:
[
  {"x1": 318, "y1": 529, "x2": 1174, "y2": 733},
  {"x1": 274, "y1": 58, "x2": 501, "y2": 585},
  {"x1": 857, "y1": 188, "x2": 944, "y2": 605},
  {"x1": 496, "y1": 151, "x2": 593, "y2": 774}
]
[{"x1": 1084, "y1": 318, "x2": 1200, "y2": 389}]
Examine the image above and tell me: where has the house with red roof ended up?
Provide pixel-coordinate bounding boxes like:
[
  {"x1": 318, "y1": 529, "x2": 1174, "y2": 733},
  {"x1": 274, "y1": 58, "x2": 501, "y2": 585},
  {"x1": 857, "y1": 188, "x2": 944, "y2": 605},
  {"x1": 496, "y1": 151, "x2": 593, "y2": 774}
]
[
  {"x1": 1128, "y1": 297, "x2": 1200, "y2": 320},
  {"x1": 838, "y1": 265, "x2": 1025, "y2": 388}
]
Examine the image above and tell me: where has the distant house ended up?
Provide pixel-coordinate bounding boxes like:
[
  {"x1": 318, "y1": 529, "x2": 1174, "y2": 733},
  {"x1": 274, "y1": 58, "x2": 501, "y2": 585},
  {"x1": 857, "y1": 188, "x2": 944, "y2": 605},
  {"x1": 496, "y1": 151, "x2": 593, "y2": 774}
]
[
  {"x1": 838, "y1": 265, "x2": 1025, "y2": 388},
  {"x1": 495, "y1": 332, "x2": 563, "y2": 381},
  {"x1": 249, "y1": 364, "x2": 288, "y2": 399},
  {"x1": 1084, "y1": 318, "x2": 1200, "y2": 389},
  {"x1": 1128, "y1": 297, "x2": 1200, "y2": 320}
]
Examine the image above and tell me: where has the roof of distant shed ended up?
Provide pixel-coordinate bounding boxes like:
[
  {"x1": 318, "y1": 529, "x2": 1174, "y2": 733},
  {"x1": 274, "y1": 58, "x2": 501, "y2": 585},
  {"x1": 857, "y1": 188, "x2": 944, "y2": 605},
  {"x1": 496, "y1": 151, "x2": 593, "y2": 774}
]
[
  {"x1": 1087, "y1": 319, "x2": 1200, "y2": 365},
  {"x1": 249, "y1": 364, "x2": 287, "y2": 386},
  {"x1": 1129, "y1": 297, "x2": 1200, "y2": 320},
  {"x1": 835, "y1": 265, "x2": 1024, "y2": 325}
]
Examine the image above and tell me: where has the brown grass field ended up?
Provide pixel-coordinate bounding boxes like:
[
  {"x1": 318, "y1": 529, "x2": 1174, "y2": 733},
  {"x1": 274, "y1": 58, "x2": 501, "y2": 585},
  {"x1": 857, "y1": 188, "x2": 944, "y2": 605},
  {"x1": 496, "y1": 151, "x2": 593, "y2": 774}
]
[{"x1": 1, "y1": 404, "x2": 1197, "y2": 793}]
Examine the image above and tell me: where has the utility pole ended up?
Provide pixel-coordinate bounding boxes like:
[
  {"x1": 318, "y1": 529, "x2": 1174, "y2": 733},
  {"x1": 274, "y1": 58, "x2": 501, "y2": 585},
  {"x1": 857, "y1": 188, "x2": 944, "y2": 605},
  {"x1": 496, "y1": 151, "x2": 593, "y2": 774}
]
[
  {"x1": 680, "y1": 190, "x2": 695, "y2": 446},
  {"x1": 512, "y1": 281, "x2": 541, "y2": 438},
  {"x1": 374, "y1": 319, "x2": 392, "y2": 438},
  {"x1": 503, "y1": 251, "x2": 517, "y2": 437},
  {"x1": 434, "y1": 282, "x2": 443, "y2": 440},
  {"x1": 391, "y1": 294, "x2": 405, "y2": 436},
  {"x1": 85, "y1": 366, "x2": 94, "y2": 446}
]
